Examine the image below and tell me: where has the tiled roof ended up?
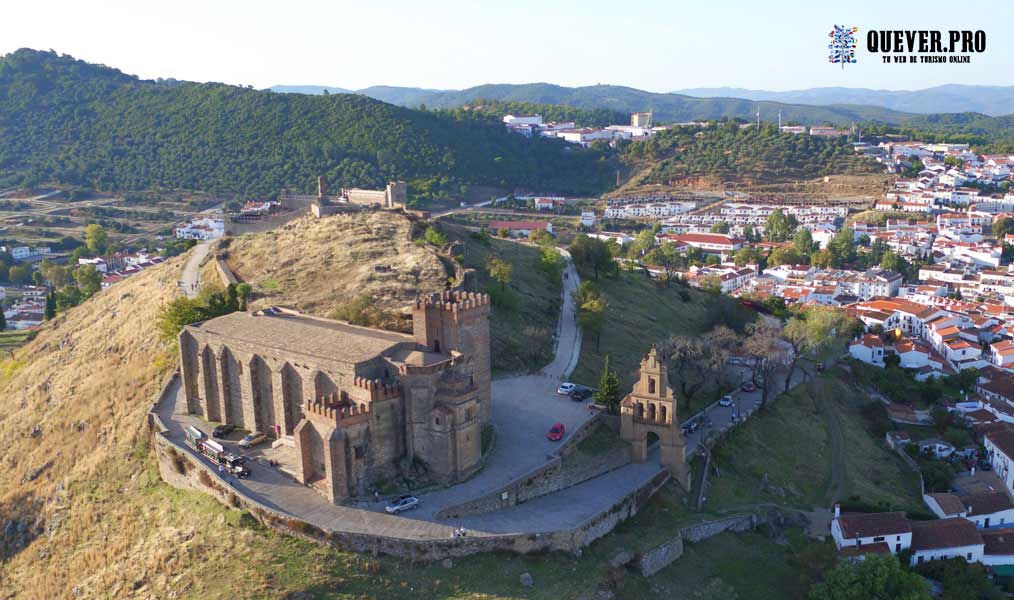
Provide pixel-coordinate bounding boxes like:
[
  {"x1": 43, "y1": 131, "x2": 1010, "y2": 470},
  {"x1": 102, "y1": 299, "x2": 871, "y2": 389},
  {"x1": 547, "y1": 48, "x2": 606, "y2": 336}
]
[
  {"x1": 836, "y1": 512, "x2": 911, "y2": 539},
  {"x1": 910, "y1": 518, "x2": 983, "y2": 551},
  {"x1": 966, "y1": 492, "x2": 1014, "y2": 517},
  {"x1": 927, "y1": 493, "x2": 967, "y2": 516}
]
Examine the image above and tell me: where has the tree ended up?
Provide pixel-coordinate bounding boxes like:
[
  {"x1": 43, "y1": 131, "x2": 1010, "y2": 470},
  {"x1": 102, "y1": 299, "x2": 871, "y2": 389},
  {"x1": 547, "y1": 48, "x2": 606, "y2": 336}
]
[
  {"x1": 156, "y1": 297, "x2": 206, "y2": 342},
  {"x1": 0, "y1": 309, "x2": 5, "y2": 331},
  {"x1": 652, "y1": 242, "x2": 684, "y2": 286},
  {"x1": 574, "y1": 281, "x2": 606, "y2": 350},
  {"x1": 808, "y1": 553, "x2": 930, "y2": 600},
  {"x1": 529, "y1": 228, "x2": 554, "y2": 247},
  {"x1": 665, "y1": 328, "x2": 734, "y2": 412},
  {"x1": 593, "y1": 355, "x2": 621, "y2": 414},
  {"x1": 880, "y1": 250, "x2": 907, "y2": 276},
  {"x1": 424, "y1": 226, "x2": 447, "y2": 247},
  {"x1": 767, "y1": 247, "x2": 803, "y2": 267},
  {"x1": 497, "y1": 227, "x2": 510, "y2": 238},
  {"x1": 84, "y1": 223, "x2": 109, "y2": 254},
  {"x1": 536, "y1": 246, "x2": 563, "y2": 280},
  {"x1": 487, "y1": 256, "x2": 513, "y2": 291},
  {"x1": 765, "y1": 209, "x2": 799, "y2": 242},
  {"x1": 743, "y1": 319, "x2": 788, "y2": 407},
  {"x1": 570, "y1": 234, "x2": 614, "y2": 281},
  {"x1": 73, "y1": 264, "x2": 102, "y2": 297},
  {"x1": 793, "y1": 228, "x2": 815, "y2": 256},
  {"x1": 742, "y1": 223, "x2": 758, "y2": 243},
  {"x1": 7, "y1": 265, "x2": 30, "y2": 285},
  {"x1": 993, "y1": 217, "x2": 1014, "y2": 239},
  {"x1": 826, "y1": 227, "x2": 856, "y2": 267},
  {"x1": 733, "y1": 245, "x2": 761, "y2": 267},
  {"x1": 783, "y1": 308, "x2": 852, "y2": 390},
  {"x1": 235, "y1": 282, "x2": 252, "y2": 310},
  {"x1": 44, "y1": 292, "x2": 56, "y2": 320},
  {"x1": 627, "y1": 225, "x2": 659, "y2": 258},
  {"x1": 710, "y1": 222, "x2": 730, "y2": 234}
]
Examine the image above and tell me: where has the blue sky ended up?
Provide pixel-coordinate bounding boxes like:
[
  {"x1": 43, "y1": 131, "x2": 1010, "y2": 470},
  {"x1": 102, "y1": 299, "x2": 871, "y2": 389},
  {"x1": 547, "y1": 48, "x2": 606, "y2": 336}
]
[{"x1": 2, "y1": 0, "x2": 1011, "y2": 91}]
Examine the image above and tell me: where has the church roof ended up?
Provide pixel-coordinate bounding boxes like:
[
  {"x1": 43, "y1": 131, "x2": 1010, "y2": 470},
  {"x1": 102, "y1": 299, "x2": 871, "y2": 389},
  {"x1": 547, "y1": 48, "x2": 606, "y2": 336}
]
[{"x1": 185, "y1": 308, "x2": 416, "y2": 366}]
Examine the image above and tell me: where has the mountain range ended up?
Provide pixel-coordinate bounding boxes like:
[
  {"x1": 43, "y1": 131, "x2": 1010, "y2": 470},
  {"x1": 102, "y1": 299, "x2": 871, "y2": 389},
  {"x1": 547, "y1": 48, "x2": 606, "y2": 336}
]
[
  {"x1": 270, "y1": 83, "x2": 913, "y2": 125},
  {"x1": 672, "y1": 85, "x2": 1014, "y2": 117},
  {"x1": 272, "y1": 82, "x2": 1014, "y2": 123}
]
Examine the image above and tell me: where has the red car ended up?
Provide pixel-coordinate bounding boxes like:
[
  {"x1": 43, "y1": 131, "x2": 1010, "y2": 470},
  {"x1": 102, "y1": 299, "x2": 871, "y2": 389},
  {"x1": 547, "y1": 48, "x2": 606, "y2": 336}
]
[
  {"x1": 740, "y1": 381, "x2": 756, "y2": 392},
  {"x1": 547, "y1": 423, "x2": 565, "y2": 441}
]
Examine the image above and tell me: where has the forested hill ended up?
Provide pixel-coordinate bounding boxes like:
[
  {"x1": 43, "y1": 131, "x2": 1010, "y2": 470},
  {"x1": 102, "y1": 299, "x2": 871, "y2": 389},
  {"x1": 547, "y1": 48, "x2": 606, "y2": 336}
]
[
  {"x1": 351, "y1": 83, "x2": 916, "y2": 126},
  {"x1": 0, "y1": 49, "x2": 612, "y2": 201}
]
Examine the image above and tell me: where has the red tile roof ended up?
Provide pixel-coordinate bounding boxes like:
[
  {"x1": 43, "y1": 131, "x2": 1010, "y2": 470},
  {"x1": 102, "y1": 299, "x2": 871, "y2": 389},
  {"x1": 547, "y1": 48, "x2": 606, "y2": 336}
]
[
  {"x1": 836, "y1": 512, "x2": 911, "y2": 539},
  {"x1": 910, "y1": 518, "x2": 983, "y2": 551}
]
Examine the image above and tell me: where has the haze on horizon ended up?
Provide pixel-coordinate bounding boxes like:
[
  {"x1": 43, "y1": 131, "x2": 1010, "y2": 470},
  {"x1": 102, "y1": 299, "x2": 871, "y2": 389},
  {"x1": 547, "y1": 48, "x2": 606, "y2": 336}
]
[{"x1": 3, "y1": 0, "x2": 1013, "y2": 93}]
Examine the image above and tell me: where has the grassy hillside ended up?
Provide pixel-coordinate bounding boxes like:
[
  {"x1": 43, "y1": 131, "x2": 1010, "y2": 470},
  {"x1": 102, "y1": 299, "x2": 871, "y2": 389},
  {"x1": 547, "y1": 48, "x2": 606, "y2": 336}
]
[
  {"x1": 0, "y1": 49, "x2": 612, "y2": 202},
  {"x1": 570, "y1": 269, "x2": 753, "y2": 393},
  {"x1": 220, "y1": 212, "x2": 449, "y2": 321},
  {"x1": 357, "y1": 83, "x2": 916, "y2": 126}
]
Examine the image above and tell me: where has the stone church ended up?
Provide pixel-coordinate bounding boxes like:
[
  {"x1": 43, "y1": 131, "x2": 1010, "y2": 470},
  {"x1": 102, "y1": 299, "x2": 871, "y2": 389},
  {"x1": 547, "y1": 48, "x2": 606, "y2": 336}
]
[{"x1": 178, "y1": 290, "x2": 491, "y2": 503}]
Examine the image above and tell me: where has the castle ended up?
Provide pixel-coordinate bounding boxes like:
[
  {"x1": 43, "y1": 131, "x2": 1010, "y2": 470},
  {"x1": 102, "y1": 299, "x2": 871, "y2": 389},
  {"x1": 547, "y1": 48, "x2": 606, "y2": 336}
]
[
  {"x1": 177, "y1": 291, "x2": 491, "y2": 503},
  {"x1": 310, "y1": 175, "x2": 408, "y2": 217}
]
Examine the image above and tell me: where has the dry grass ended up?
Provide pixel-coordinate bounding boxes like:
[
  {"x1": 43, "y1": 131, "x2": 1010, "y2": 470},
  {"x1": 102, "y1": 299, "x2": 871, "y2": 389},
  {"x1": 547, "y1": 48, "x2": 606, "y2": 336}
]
[{"x1": 220, "y1": 212, "x2": 450, "y2": 319}]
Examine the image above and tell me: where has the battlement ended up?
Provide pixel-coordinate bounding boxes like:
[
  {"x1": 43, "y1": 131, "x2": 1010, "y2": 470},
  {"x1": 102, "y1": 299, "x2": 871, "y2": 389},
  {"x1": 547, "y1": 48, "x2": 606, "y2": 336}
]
[
  {"x1": 414, "y1": 290, "x2": 490, "y2": 315},
  {"x1": 304, "y1": 397, "x2": 371, "y2": 427},
  {"x1": 351, "y1": 376, "x2": 401, "y2": 401}
]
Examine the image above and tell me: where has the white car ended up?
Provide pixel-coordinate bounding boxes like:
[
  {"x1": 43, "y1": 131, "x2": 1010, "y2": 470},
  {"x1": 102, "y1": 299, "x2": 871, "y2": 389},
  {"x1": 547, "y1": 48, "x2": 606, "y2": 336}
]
[
  {"x1": 385, "y1": 496, "x2": 419, "y2": 514},
  {"x1": 557, "y1": 383, "x2": 577, "y2": 395},
  {"x1": 718, "y1": 395, "x2": 734, "y2": 407},
  {"x1": 238, "y1": 431, "x2": 267, "y2": 448}
]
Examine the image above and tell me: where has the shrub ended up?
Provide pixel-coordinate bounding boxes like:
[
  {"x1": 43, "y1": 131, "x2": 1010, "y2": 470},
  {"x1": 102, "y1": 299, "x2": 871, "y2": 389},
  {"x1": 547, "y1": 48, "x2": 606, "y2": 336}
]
[
  {"x1": 424, "y1": 226, "x2": 447, "y2": 247},
  {"x1": 169, "y1": 449, "x2": 186, "y2": 475},
  {"x1": 198, "y1": 469, "x2": 213, "y2": 487}
]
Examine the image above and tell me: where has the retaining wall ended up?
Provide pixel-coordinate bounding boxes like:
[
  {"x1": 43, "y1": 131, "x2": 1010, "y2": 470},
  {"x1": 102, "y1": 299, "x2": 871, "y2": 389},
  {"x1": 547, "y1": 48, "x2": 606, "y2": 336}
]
[{"x1": 148, "y1": 371, "x2": 670, "y2": 560}]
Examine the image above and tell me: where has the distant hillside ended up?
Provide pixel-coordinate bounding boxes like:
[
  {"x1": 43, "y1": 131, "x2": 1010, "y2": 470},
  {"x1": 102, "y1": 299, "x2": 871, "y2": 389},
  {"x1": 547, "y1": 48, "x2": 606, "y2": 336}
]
[
  {"x1": 674, "y1": 84, "x2": 1014, "y2": 117},
  {"x1": 624, "y1": 121, "x2": 880, "y2": 187},
  {"x1": 0, "y1": 49, "x2": 612, "y2": 202},
  {"x1": 268, "y1": 84, "x2": 352, "y2": 95},
  {"x1": 325, "y1": 83, "x2": 916, "y2": 125}
]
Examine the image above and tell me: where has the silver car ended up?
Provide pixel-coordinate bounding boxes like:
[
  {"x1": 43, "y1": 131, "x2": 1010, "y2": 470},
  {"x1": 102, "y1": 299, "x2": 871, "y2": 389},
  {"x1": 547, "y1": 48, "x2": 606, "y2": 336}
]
[{"x1": 385, "y1": 495, "x2": 419, "y2": 514}]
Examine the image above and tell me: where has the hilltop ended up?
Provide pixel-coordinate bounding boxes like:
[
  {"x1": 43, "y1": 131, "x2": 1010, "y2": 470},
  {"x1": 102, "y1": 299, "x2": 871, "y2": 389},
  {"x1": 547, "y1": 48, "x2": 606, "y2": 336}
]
[{"x1": 0, "y1": 49, "x2": 612, "y2": 202}]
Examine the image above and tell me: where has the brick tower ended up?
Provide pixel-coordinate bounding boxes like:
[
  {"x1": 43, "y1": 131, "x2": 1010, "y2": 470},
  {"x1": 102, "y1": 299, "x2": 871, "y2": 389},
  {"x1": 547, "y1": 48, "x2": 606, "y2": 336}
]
[{"x1": 412, "y1": 291, "x2": 492, "y2": 423}]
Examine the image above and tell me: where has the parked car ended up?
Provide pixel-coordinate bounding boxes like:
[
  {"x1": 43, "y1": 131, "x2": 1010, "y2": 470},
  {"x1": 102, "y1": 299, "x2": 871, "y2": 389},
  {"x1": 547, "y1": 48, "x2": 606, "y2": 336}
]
[
  {"x1": 547, "y1": 423, "x2": 565, "y2": 441},
  {"x1": 386, "y1": 495, "x2": 419, "y2": 514},
  {"x1": 224, "y1": 453, "x2": 247, "y2": 468},
  {"x1": 557, "y1": 383, "x2": 576, "y2": 395},
  {"x1": 571, "y1": 389, "x2": 591, "y2": 402},
  {"x1": 719, "y1": 395, "x2": 734, "y2": 407},
  {"x1": 740, "y1": 382, "x2": 756, "y2": 393},
  {"x1": 212, "y1": 423, "x2": 236, "y2": 438},
  {"x1": 238, "y1": 432, "x2": 267, "y2": 448},
  {"x1": 682, "y1": 421, "x2": 699, "y2": 434},
  {"x1": 227, "y1": 462, "x2": 251, "y2": 478}
]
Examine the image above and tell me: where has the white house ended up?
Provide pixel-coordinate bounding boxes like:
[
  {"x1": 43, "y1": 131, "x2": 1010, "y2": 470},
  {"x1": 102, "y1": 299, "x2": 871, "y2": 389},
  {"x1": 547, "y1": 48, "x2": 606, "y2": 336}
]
[
  {"x1": 984, "y1": 430, "x2": 1014, "y2": 494},
  {"x1": 991, "y1": 340, "x2": 1014, "y2": 368},
  {"x1": 849, "y1": 334, "x2": 885, "y2": 366},
  {"x1": 831, "y1": 509, "x2": 912, "y2": 555},
  {"x1": 580, "y1": 211, "x2": 596, "y2": 228},
  {"x1": 502, "y1": 114, "x2": 543, "y2": 127},
  {"x1": 175, "y1": 218, "x2": 224, "y2": 241},
  {"x1": 964, "y1": 492, "x2": 1014, "y2": 529},
  {"x1": 910, "y1": 518, "x2": 984, "y2": 566},
  {"x1": 924, "y1": 493, "x2": 968, "y2": 519}
]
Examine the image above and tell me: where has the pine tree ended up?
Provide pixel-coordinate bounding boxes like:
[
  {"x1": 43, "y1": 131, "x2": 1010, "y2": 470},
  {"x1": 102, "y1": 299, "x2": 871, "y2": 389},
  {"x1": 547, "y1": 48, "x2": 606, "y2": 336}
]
[
  {"x1": 0, "y1": 308, "x2": 6, "y2": 331},
  {"x1": 44, "y1": 292, "x2": 56, "y2": 320},
  {"x1": 593, "y1": 354, "x2": 621, "y2": 415}
]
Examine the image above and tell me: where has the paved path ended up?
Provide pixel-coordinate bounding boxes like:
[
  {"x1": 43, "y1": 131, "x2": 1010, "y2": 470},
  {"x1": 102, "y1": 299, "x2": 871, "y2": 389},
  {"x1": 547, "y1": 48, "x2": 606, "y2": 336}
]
[
  {"x1": 543, "y1": 251, "x2": 581, "y2": 380},
  {"x1": 179, "y1": 241, "x2": 213, "y2": 298}
]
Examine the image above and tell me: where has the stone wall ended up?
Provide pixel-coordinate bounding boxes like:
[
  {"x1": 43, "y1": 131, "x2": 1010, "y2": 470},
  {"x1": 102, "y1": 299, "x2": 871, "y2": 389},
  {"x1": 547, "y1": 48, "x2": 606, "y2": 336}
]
[
  {"x1": 214, "y1": 255, "x2": 238, "y2": 287},
  {"x1": 149, "y1": 371, "x2": 672, "y2": 561},
  {"x1": 637, "y1": 536, "x2": 684, "y2": 577}
]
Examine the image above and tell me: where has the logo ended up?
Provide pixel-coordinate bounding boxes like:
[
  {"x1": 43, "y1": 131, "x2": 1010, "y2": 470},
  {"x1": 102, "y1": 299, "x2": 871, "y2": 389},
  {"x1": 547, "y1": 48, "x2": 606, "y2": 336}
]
[{"x1": 828, "y1": 25, "x2": 859, "y2": 68}]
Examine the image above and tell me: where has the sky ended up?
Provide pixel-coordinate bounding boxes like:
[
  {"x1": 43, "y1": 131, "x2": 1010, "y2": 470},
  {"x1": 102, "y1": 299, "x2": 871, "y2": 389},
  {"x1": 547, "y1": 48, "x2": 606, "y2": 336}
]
[{"x1": 3, "y1": 0, "x2": 1013, "y2": 92}]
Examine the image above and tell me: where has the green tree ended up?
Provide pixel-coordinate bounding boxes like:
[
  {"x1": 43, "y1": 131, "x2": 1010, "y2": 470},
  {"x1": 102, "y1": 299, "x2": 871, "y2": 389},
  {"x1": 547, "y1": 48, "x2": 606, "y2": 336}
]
[
  {"x1": 880, "y1": 250, "x2": 907, "y2": 275},
  {"x1": 570, "y1": 234, "x2": 614, "y2": 281},
  {"x1": 993, "y1": 217, "x2": 1014, "y2": 239},
  {"x1": 826, "y1": 227, "x2": 856, "y2": 267},
  {"x1": 768, "y1": 247, "x2": 803, "y2": 267},
  {"x1": 783, "y1": 308, "x2": 853, "y2": 390},
  {"x1": 73, "y1": 264, "x2": 102, "y2": 297},
  {"x1": 487, "y1": 256, "x2": 513, "y2": 291},
  {"x1": 808, "y1": 553, "x2": 930, "y2": 600},
  {"x1": 44, "y1": 292, "x2": 56, "y2": 320},
  {"x1": 733, "y1": 245, "x2": 761, "y2": 267},
  {"x1": 593, "y1": 354, "x2": 621, "y2": 414},
  {"x1": 793, "y1": 228, "x2": 815, "y2": 256},
  {"x1": 0, "y1": 308, "x2": 5, "y2": 331},
  {"x1": 424, "y1": 226, "x2": 447, "y2": 247},
  {"x1": 742, "y1": 223, "x2": 758, "y2": 242},
  {"x1": 235, "y1": 282, "x2": 252, "y2": 310},
  {"x1": 650, "y1": 241, "x2": 684, "y2": 286},
  {"x1": 84, "y1": 223, "x2": 109, "y2": 254},
  {"x1": 765, "y1": 209, "x2": 799, "y2": 242},
  {"x1": 710, "y1": 222, "x2": 730, "y2": 234},
  {"x1": 7, "y1": 265, "x2": 30, "y2": 284},
  {"x1": 156, "y1": 297, "x2": 206, "y2": 343},
  {"x1": 627, "y1": 225, "x2": 660, "y2": 258},
  {"x1": 497, "y1": 227, "x2": 510, "y2": 238}
]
